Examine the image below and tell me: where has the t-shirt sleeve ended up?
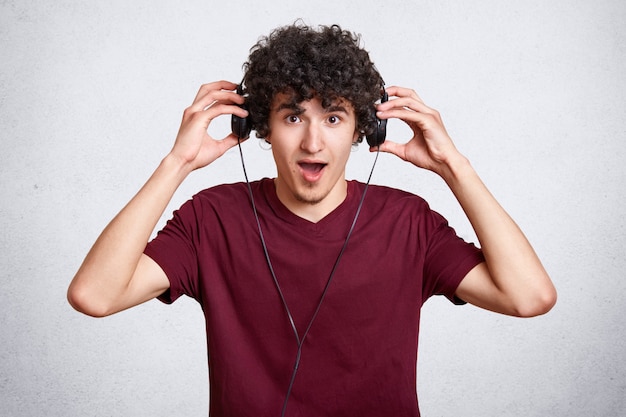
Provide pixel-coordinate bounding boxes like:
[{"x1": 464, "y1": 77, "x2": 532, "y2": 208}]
[
  {"x1": 422, "y1": 211, "x2": 485, "y2": 305},
  {"x1": 144, "y1": 198, "x2": 200, "y2": 304}
]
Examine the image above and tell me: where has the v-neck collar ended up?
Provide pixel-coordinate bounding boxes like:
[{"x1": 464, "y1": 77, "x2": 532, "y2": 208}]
[{"x1": 260, "y1": 178, "x2": 361, "y2": 235}]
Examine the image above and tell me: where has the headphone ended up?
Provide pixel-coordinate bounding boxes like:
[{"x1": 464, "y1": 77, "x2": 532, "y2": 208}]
[
  {"x1": 231, "y1": 84, "x2": 388, "y2": 147},
  {"x1": 365, "y1": 86, "x2": 388, "y2": 148},
  {"x1": 231, "y1": 84, "x2": 252, "y2": 139}
]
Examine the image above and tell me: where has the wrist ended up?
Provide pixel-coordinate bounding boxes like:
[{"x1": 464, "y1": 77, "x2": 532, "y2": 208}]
[
  {"x1": 437, "y1": 153, "x2": 475, "y2": 185},
  {"x1": 160, "y1": 152, "x2": 195, "y2": 183}
]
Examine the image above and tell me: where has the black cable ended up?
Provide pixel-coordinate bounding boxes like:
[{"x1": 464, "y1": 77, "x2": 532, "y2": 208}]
[
  {"x1": 238, "y1": 140, "x2": 301, "y2": 345},
  {"x1": 237, "y1": 138, "x2": 380, "y2": 416}
]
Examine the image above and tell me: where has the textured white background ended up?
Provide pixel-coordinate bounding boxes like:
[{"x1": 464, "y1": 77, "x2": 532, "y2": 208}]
[{"x1": 1, "y1": 0, "x2": 625, "y2": 415}]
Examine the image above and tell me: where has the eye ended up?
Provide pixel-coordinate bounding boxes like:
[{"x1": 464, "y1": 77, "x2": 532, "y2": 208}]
[
  {"x1": 286, "y1": 114, "x2": 301, "y2": 124},
  {"x1": 327, "y1": 115, "x2": 341, "y2": 124}
]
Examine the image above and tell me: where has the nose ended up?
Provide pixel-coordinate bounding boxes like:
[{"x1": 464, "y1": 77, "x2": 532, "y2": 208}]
[{"x1": 300, "y1": 122, "x2": 324, "y2": 154}]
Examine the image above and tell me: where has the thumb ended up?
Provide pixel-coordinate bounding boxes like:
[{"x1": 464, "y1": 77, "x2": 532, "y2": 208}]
[{"x1": 371, "y1": 140, "x2": 407, "y2": 161}]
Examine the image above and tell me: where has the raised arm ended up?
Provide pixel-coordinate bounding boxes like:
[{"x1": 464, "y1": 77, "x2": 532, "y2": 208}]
[
  {"x1": 375, "y1": 86, "x2": 556, "y2": 317},
  {"x1": 68, "y1": 81, "x2": 249, "y2": 317}
]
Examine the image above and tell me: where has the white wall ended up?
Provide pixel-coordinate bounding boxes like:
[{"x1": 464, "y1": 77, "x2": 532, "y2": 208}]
[{"x1": 1, "y1": 0, "x2": 624, "y2": 415}]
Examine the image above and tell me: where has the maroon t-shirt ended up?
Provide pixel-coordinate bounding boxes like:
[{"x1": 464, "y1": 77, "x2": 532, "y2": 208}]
[{"x1": 144, "y1": 178, "x2": 484, "y2": 417}]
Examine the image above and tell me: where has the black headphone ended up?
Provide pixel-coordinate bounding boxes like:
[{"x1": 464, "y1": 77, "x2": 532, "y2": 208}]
[
  {"x1": 231, "y1": 84, "x2": 388, "y2": 146},
  {"x1": 365, "y1": 86, "x2": 388, "y2": 147},
  {"x1": 231, "y1": 84, "x2": 252, "y2": 139}
]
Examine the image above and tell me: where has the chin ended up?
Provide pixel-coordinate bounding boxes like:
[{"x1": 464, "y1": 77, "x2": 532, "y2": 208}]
[
  {"x1": 294, "y1": 185, "x2": 329, "y2": 206},
  {"x1": 295, "y1": 192, "x2": 326, "y2": 206}
]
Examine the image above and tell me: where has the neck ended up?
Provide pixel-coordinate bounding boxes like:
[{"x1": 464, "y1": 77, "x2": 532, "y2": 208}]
[{"x1": 273, "y1": 178, "x2": 348, "y2": 223}]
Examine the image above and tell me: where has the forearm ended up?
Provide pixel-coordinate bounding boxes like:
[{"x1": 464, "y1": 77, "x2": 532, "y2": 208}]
[
  {"x1": 68, "y1": 81, "x2": 249, "y2": 316},
  {"x1": 441, "y1": 155, "x2": 556, "y2": 316},
  {"x1": 68, "y1": 153, "x2": 192, "y2": 315},
  {"x1": 373, "y1": 85, "x2": 555, "y2": 315}
]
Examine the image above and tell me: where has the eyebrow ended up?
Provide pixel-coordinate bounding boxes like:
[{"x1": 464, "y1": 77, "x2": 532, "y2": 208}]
[
  {"x1": 275, "y1": 102, "x2": 303, "y2": 114},
  {"x1": 274, "y1": 101, "x2": 350, "y2": 115},
  {"x1": 325, "y1": 104, "x2": 349, "y2": 114}
]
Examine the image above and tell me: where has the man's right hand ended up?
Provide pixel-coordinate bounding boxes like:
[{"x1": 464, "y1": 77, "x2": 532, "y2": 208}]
[{"x1": 68, "y1": 81, "x2": 248, "y2": 317}]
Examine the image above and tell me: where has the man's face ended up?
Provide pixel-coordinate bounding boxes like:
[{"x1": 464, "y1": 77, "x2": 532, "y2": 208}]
[{"x1": 266, "y1": 93, "x2": 359, "y2": 220}]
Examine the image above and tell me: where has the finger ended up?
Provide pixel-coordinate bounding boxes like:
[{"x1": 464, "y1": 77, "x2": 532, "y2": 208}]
[
  {"x1": 376, "y1": 104, "x2": 431, "y2": 125},
  {"x1": 217, "y1": 132, "x2": 246, "y2": 150},
  {"x1": 384, "y1": 86, "x2": 424, "y2": 103},
  {"x1": 188, "y1": 81, "x2": 243, "y2": 114},
  {"x1": 190, "y1": 89, "x2": 245, "y2": 115},
  {"x1": 381, "y1": 110, "x2": 444, "y2": 139},
  {"x1": 192, "y1": 80, "x2": 239, "y2": 103},
  {"x1": 182, "y1": 91, "x2": 247, "y2": 129},
  {"x1": 377, "y1": 95, "x2": 437, "y2": 116},
  {"x1": 377, "y1": 97, "x2": 444, "y2": 133},
  {"x1": 201, "y1": 101, "x2": 248, "y2": 122},
  {"x1": 370, "y1": 139, "x2": 408, "y2": 160}
]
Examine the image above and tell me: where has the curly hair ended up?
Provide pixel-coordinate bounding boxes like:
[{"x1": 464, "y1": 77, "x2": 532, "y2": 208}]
[{"x1": 242, "y1": 23, "x2": 384, "y2": 142}]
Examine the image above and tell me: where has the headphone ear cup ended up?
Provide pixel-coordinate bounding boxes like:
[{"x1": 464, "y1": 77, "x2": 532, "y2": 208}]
[
  {"x1": 231, "y1": 111, "x2": 251, "y2": 139},
  {"x1": 231, "y1": 85, "x2": 252, "y2": 139},
  {"x1": 366, "y1": 90, "x2": 388, "y2": 147}
]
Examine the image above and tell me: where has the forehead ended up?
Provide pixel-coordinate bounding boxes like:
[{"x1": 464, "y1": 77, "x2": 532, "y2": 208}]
[{"x1": 270, "y1": 92, "x2": 354, "y2": 113}]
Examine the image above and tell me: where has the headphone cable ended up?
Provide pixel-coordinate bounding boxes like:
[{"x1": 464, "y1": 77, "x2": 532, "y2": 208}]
[{"x1": 237, "y1": 138, "x2": 380, "y2": 416}]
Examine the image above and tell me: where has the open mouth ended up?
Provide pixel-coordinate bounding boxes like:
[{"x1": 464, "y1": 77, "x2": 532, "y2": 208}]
[{"x1": 298, "y1": 162, "x2": 327, "y2": 182}]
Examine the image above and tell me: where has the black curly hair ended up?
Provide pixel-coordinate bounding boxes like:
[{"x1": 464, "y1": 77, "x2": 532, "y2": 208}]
[{"x1": 242, "y1": 22, "x2": 384, "y2": 142}]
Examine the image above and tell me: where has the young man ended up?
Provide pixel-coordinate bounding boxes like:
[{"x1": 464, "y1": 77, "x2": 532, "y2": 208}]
[{"x1": 68, "y1": 23, "x2": 556, "y2": 416}]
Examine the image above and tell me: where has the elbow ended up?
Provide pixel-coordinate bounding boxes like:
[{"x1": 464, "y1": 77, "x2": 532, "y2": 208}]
[
  {"x1": 67, "y1": 281, "x2": 112, "y2": 318},
  {"x1": 515, "y1": 285, "x2": 557, "y2": 318}
]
